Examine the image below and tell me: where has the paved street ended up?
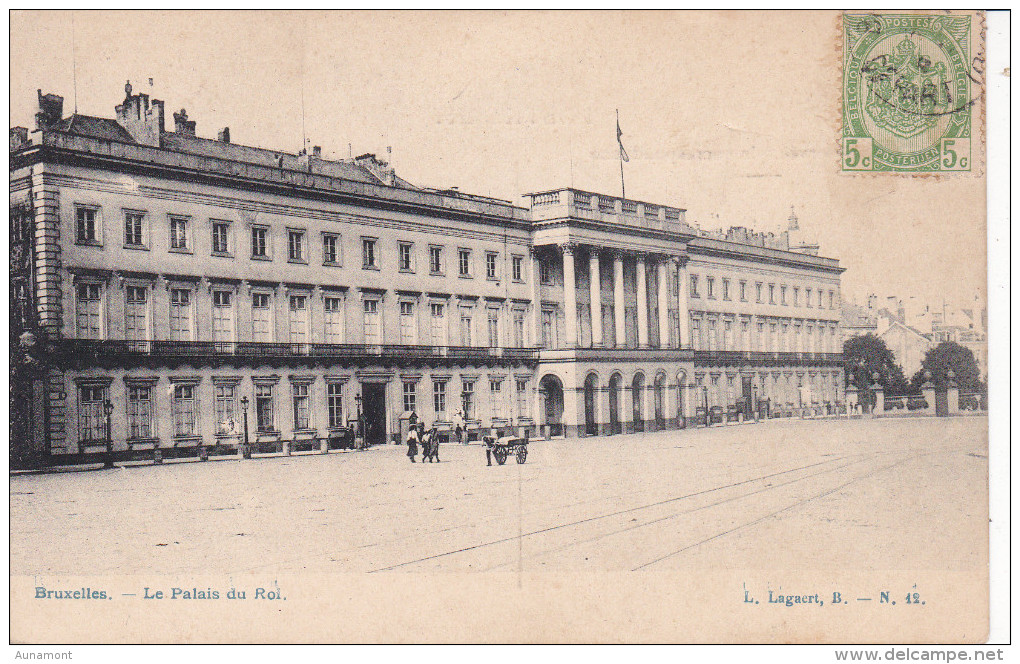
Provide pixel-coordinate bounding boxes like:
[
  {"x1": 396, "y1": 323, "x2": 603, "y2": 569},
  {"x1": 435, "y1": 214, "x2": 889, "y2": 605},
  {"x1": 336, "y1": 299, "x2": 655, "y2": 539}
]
[{"x1": 10, "y1": 417, "x2": 987, "y2": 576}]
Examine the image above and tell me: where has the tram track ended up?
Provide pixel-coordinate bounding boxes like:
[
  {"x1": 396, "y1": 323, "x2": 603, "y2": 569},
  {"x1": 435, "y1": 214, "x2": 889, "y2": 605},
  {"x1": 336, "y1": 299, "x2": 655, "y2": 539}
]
[{"x1": 367, "y1": 452, "x2": 870, "y2": 573}]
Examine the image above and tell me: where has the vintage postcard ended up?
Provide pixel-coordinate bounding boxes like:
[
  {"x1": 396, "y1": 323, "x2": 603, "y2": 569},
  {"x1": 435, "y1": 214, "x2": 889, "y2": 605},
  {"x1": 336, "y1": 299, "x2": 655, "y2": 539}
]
[{"x1": 8, "y1": 10, "x2": 1000, "y2": 647}]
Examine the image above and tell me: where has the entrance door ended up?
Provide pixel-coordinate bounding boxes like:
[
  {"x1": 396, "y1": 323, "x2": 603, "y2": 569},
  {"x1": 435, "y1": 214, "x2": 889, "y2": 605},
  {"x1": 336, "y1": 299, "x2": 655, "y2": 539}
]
[
  {"x1": 363, "y1": 384, "x2": 387, "y2": 445},
  {"x1": 935, "y1": 390, "x2": 949, "y2": 417},
  {"x1": 584, "y1": 375, "x2": 597, "y2": 436},
  {"x1": 742, "y1": 376, "x2": 753, "y2": 416},
  {"x1": 609, "y1": 376, "x2": 621, "y2": 435}
]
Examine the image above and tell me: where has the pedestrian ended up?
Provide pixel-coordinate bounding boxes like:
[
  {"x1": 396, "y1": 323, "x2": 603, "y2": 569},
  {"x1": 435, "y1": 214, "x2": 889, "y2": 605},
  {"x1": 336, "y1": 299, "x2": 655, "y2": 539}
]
[
  {"x1": 484, "y1": 435, "x2": 494, "y2": 466},
  {"x1": 426, "y1": 426, "x2": 440, "y2": 463},
  {"x1": 418, "y1": 423, "x2": 432, "y2": 463},
  {"x1": 406, "y1": 425, "x2": 419, "y2": 462},
  {"x1": 454, "y1": 409, "x2": 465, "y2": 445}
]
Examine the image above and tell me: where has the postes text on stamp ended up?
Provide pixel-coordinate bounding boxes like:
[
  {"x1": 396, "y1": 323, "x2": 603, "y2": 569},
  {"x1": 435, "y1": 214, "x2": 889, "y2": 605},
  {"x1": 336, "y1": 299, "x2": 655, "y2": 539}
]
[{"x1": 842, "y1": 13, "x2": 974, "y2": 173}]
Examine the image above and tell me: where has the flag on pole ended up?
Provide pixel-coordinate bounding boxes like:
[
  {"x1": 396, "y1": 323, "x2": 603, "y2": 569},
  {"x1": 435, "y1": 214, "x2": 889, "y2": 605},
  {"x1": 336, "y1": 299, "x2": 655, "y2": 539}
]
[{"x1": 617, "y1": 116, "x2": 630, "y2": 163}]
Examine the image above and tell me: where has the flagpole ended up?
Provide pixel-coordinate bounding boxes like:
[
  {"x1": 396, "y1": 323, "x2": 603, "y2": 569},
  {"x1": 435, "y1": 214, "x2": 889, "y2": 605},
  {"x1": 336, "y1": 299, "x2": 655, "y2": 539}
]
[{"x1": 617, "y1": 109, "x2": 626, "y2": 199}]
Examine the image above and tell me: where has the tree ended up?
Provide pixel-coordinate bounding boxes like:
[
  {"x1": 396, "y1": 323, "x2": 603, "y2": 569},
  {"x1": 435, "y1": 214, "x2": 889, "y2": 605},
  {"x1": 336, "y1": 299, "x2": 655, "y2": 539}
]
[
  {"x1": 911, "y1": 341, "x2": 985, "y2": 393},
  {"x1": 843, "y1": 335, "x2": 910, "y2": 403}
]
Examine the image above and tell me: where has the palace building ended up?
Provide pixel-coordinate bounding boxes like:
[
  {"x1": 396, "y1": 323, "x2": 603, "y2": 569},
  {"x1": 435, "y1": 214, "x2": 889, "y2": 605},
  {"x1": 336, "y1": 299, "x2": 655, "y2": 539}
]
[{"x1": 9, "y1": 85, "x2": 844, "y2": 467}]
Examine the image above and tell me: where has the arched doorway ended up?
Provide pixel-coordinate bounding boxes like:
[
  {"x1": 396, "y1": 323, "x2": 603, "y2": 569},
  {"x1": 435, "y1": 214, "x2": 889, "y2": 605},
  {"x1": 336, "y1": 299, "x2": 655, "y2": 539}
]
[
  {"x1": 583, "y1": 373, "x2": 598, "y2": 436},
  {"x1": 632, "y1": 372, "x2": 645, "y2": 432},
  {"x1": 654, "y1": 373, "x2": 666, "y2": 430},
  {"x1": 676, "y1": 371, "x2": 687, "y2": 428},
  {"x1": 539, "y1": 374, "x2": 564, "y2": 438},
  {"x1": 608, "y1": 373, "x2": 622, "y2": 435}
]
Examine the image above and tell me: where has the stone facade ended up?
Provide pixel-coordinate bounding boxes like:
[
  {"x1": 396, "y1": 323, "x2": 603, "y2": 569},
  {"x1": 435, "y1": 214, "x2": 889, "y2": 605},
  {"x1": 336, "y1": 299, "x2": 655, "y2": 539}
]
[{"x1": 10, "y1": 86, "x2": 845, "y2": 463}]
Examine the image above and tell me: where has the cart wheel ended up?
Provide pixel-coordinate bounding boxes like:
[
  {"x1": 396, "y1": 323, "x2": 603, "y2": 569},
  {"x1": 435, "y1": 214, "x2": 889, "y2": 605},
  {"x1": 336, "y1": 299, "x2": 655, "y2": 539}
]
[
  {"x1": 494, "y1": 447, "x2": 508, "y2": 465},
  {"x1": 516, "y1": 445, "x2": 527, "y2": 464}
]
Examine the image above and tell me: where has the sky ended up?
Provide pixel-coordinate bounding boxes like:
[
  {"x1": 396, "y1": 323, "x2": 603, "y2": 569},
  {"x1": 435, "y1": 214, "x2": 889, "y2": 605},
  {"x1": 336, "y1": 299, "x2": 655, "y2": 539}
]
[{"x1": 9, "y1": 10, "x2": 989, "y2": 309}]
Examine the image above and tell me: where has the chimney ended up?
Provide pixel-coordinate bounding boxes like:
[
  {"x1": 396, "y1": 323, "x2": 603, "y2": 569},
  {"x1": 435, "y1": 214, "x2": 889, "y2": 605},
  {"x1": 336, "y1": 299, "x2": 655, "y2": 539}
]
[
  {"x1": 10, "y1": 127, "x2": 29, "y2": 151},
  {"x1": 173, "y1": 108, "x2": 196, "y2": 136},
  {"x1": 312, "y1": 145, "x2": 321, "y2": 158},
  {"x1": 217, "y1": 127, "x2": 231, "y2": 143},
  {"x1": 788, "y1": 205, "x2": 799, "y2": 231},
  {"x1": 35, "y1": 90, "x2": 64, "y2": 130},
  {"x1": 115, "y1": 80, "x2": 164, "y2": 146}
]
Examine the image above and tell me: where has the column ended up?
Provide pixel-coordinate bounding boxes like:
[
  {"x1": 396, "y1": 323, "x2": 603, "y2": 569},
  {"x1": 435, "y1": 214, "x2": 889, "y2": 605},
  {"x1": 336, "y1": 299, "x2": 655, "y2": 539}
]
[
  {"x1": 561, "y1": 243, "x2": 577, "y2": 347},
  {"x1": 530, "y1": 247, "x2": 542, "y2": 347},
  {"x1": 589, "y1": 249, "x2": 603, "y2": 347},
  {"x1": 675, "y1": 257, "x2": 690, "y2": 347},
  {"x1": 656, "y1": 259, "x2": 669, "y2": 348},
  {"x1": 636, "y1": 254, "x2": 649, "y2": 347},
  {"x1": 613, "y1": 252, "x2": 625, "y2": 347}
]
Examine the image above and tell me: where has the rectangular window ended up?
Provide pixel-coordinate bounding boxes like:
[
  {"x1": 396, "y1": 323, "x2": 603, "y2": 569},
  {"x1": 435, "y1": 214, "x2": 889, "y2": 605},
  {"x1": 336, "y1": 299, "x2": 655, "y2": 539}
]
[
  {"x1": 124, "y1": 285, "x2": 148, "y2": 346},
  {"x1": 212, "y1": 221, "x2": 230, "y2": 254},
  {"x1": 430, "y1": 302, "x2": 447, "y2": 346},
  {"x1": 169, "y1": 216, "x2": 189, "y2": 250},
  {"x1": 169, "y1": 288, "x2": 192, "y2": 341},
  {"x1": 781, "y1": 285, "x2": 788, "y2": 305},
  {"x1": 722, "y1": 279, "x2": 730, "y2": 301},
  {"x1": 324, "y1": 296, "x2": 344, "y2": 344},
  {"x1": 540, "y1": 261, "x2": 553, "y2": 285},
  {"x1": 433, "y1": 381, "x2": 447, "y2": 416},
  {"x1": 818, "y1": 290, "x2": 823, "y2": 308},
  {"x1": 458, "y1": 248, "x2": 472, "y2": 277},
  {"x1": 691, "y1": 319, "x2": 701, "y2": 350},
  {"x1": 251, "y1": 292, "x2": 273, "y2": 342},
  {"x1": 512, "y1": 255, "x2": 524, "y2": 282},
  {"x1": 513, "y1": 309, "x2": 526, "y2": 347},
  {"x1": 429, "y1": 246, "x2": 443, "y2": 274},
  {"x1": 76, "y1": 206, "x2": 99, "y2": 244},
  {"x1": 793, "y1": 287, "x2": 800, "y2": 307},
  {"x1": 690, "y1": 275, "x2": 699, "y2": 297},
  {"x1": 739, "y1": 280, "x2": 747, "y2": 302},
  {"x1": 251, "y1": 226, "x2": 268, "y2": 258},
  {"x1": 829, "y1": 290, "x2": 835, "y2": 309},
  {"x1": 398, "y1": 242, "x2": 413, "y2": 272},
  {"x1": 126, "y1": 386, "x2": 153, "y2": 439},
  {"x1": 487, "y1": 307, "x2": 500, "y2": 346},
  {"x1": 756, "y1": 282, "x2": 763, "y2": 303},
  {"x1": 327, "y1": 383, "x2": 344, "y2": 428},
  {"x1": 124, "y1": 211, "x2": 145, "y2": 247},
  {"x1": 76, "y1": 283, "x2": 103, "y2": 339},
  {"x1": 769, "y1": 284, "x2": 776, "y2": 305},
  {"x1": 212, "y1": 290, "x2": 234, "y2": 347},
  {"x1": 256, "y1": 384, "x2": 275, "y2": 432},
  {"x1": 462, "y1": 379, "x2": 475, "y2": 419},
  {"x1": 490, "y1": 379, "x2": 503, "y2": 419},
  {"x1": 706, "y1": 277, "x2": 715, "y2": 299},
  {"x1": 460, "y1": 306, "x2": 473, "y2": 346},
  {"x1": 403, "y1": 381, "x2": 417, "y2": 413},
  {"x1": 362, "y1": 238, "x2": 377, "y2": 268},
  {"x1": 486, "y1": 252, "x2": 498, "y2": 280},
  {"x1": 516, "y1": 379, "x2": 529, "y2": 419},
  {"x1": 289, "y1": 295, "x2": 309, "y2": 344},
  {"x1": 78, "y1": 385, "x2": 107, "y2": 442},
  {"x1": 215, "y1": 385, "x2": 237, "y2": 435},
  {"x1": 323, "y1": 233, "x2": 340, "y2": 264},
  {"x1": 172, "y1": 384, "x2": 197, "y2": 437},
  {"x1": 363, "y1": 299, "x2": 380, "y2": 343},
  {"x1": 400, "y1": 301, "x2": 416, "y2": 344},
  {"x1": 292, "y1": 383, "x2": 310, "y2": 430},
  {"x1": 288, "y1": 230, "x2": 305, "y2": 262},
  {"x1": 542, "y1": 309, "x2": 555, "y2": 348},
  {"x1": 806, "y1": 288, "x2": 813, "y2": 308}
]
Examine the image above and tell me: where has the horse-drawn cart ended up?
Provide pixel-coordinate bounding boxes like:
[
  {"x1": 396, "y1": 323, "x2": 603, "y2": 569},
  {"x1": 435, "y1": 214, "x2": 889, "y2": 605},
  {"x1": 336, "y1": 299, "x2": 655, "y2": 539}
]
[{"x1": 484, "y1": 434, "x2": 529, "y2": 465}]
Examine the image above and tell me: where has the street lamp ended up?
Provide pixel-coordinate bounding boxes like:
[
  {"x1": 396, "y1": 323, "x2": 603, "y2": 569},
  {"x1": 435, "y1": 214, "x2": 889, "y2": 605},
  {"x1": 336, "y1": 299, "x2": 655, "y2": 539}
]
[
  {"x1": 702, "y1": 385, "x2": 709, "y2": 428},
  {"x1": 354, "y1": 392, "x2": 363, "y2": 447},
  {"x1": 103, "y1": 399, "x2": 115, "y2": 468},
  {"x1": 240, "y1": 396, "x2": 251, "y2": 459}
]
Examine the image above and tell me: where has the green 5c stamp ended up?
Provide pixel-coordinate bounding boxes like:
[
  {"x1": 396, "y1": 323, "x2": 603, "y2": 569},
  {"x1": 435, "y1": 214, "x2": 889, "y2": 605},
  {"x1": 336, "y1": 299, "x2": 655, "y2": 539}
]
[{"x1": 842, "y1": 13, "x2": 977, "y2": 173}]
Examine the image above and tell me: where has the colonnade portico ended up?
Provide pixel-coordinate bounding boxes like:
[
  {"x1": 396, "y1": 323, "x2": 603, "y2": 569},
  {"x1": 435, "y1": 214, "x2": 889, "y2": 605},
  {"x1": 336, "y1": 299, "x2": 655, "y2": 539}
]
[{"x1": 544, "y1": 242, "x2": 689, "y2": 352}]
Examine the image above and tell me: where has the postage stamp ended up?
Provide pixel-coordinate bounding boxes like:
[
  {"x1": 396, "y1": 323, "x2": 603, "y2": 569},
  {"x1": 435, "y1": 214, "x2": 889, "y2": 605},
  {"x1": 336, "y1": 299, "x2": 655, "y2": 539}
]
[{"x1": 842, "y1": 13, "x2": 976, "y2": 173}]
